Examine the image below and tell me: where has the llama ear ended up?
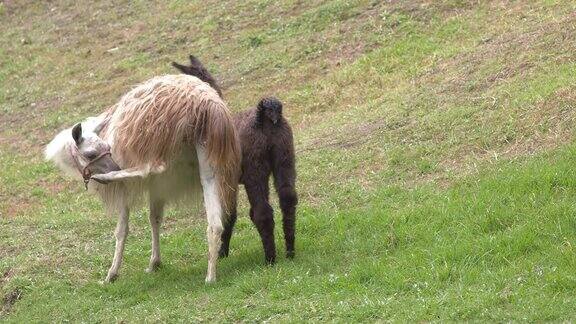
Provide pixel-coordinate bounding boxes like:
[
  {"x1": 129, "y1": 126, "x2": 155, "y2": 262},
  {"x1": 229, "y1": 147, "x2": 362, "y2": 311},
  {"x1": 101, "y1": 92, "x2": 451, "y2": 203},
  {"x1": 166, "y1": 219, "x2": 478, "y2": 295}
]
[
  {"x1": 189, "y1": 55, "x2": 201, "y2": 66},
  {"x1": 72, "y1": 123, "x2": 82, "y2": 145},
  {"x1": 172, "y1": 61, "x2": 188, "y2": 73},
  {"x1": 93, "y1": 119, "x2": 106, "y2": 135},
  {"x1": 257, "y1": 99, "x2": 266, "y2": 110}
]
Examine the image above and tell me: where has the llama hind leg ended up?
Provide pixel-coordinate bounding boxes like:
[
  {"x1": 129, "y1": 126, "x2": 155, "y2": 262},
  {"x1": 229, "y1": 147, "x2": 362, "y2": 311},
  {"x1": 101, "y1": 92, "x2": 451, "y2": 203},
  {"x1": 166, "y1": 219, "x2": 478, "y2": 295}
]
[
  {"x1": 245, "y1": 180, "x2": 276, "y2": 264},
  {"x1": 219, "y1": 205, "x2": 237, "y2": 258},
  {"x1": 271, "y1": 150, "x2": 298, "y2": 259},
  {"x1": 196, "y1": 145, "x2": 224, "y2": 283},
  {"x1": 105, "y1": 206, "x2": 129, "y2": 283},
  {"x1": 278, "y1": 186, "x2": 297, "y2": 259},
  {"x1": 146, "y1": 198, "x2": 164, "y2": 273}
]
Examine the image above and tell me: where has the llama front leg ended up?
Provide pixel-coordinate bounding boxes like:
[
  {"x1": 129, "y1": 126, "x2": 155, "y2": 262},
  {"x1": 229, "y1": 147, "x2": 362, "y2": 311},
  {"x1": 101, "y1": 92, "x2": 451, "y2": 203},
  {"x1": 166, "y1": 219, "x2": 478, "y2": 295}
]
[
  {"x1": 196, "y1": 145, "x2": 224, "y2": 283},
  {"x1": 146, "y1": 199, "x2": 164, "y2": 273},
  {"x1": 105, "y1": 206, "x2": 129, "y2": 283}
]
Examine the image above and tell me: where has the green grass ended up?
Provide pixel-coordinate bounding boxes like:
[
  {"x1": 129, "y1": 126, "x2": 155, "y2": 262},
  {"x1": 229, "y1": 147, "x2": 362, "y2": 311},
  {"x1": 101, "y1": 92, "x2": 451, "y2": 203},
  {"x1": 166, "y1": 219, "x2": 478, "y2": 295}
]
[
  {"x1": 1, "y1": 0, "x2": 576, "y2": 321},
  {"x1": 3, "y1": 143, "x2": 576, "y2": 322}
]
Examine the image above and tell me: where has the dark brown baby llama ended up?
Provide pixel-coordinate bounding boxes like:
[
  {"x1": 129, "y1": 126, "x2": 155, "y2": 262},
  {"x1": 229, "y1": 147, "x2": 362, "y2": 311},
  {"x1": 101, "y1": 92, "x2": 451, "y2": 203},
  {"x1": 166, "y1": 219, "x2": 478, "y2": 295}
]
[{"x1": 173, "y1": 55, "x2": 298, "y2": 264}]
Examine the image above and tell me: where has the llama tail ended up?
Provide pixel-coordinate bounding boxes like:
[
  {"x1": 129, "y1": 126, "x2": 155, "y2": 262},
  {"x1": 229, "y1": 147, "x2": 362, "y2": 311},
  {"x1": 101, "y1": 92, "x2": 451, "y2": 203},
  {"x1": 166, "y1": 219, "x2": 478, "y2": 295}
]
[
  {"x1": 171, "y1": 55, "x2": 236, "y2": 211},
  {"x1": 198, "y1": 98, "x2": 241, "y2": 215},
  {"x1": 108, "y1": 74, "x2": 239, "y2": 216}
]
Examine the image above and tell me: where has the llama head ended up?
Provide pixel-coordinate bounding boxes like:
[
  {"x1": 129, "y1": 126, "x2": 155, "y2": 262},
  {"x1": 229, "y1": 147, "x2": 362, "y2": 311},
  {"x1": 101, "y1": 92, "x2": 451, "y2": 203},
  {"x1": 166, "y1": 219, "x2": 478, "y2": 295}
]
[
  {"x1": 45, "y1": 117, "x2": 121, "y2": 181},
  {"x1": 172, "y1": 55, "x2": 223, "y2": 96},
  {"x1": 256, "y1": 97, "x2": 283, "y2": 126}
]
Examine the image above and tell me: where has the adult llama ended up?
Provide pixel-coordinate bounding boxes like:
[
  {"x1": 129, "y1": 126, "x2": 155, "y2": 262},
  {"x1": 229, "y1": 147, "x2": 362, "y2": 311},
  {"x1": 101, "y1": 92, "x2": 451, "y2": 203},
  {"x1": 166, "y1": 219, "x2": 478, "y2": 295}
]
[{"x1": 45, "y1": 74, "x2": 241, "y2": 283}]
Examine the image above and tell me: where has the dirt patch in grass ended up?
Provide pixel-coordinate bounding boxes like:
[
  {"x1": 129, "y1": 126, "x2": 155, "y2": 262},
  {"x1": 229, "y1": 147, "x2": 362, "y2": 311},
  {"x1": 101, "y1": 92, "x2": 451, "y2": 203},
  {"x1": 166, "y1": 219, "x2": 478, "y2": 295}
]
[
  {"x1": 0, "y1": 0, "x2": 21, "y2": 15},
  {"x1": 1, "y1": 197, "x2": 34, "y2": 219},
  {"x1": 297, "y1": 121, "x2": 382, "y2": 152},
  {"x1": 1, "y1": 269, "x2": 13, "y2": 286},
  {"x1": 36, "y1": 178, "x2": 75, "y2": 195},
  {"x1": 420, "y1": 11, "x2": 576, "y2": 98},
  {"x1": 298, "y1": 118, "x2": 409, "y2": 152},
  {"x1": 1, "y1": 288, "x2": 22, "y2": 316},
  {"x1": 326, "y1": 38, "x2": 381, "y2": 69},
  {"x1": 0, "y1": 96, "x2": 49, "y2": 134},
  {"x1": 442, "y1": 86, "x2": 576, "y2": 172}
]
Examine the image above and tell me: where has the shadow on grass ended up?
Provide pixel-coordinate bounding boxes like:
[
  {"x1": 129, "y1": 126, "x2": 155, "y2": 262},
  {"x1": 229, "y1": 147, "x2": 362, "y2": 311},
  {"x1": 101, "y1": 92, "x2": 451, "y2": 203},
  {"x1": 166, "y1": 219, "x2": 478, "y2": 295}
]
[{"x1": 83, "y1": 244, "x2": 303, "y2": 298}]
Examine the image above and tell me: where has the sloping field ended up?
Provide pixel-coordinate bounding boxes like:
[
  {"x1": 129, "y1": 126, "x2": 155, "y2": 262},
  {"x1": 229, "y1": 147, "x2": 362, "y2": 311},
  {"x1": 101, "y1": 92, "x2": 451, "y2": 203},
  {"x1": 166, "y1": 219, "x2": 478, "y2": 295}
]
[{"x1": 1, "y1": 0, "x2": 575, "y2": 321}]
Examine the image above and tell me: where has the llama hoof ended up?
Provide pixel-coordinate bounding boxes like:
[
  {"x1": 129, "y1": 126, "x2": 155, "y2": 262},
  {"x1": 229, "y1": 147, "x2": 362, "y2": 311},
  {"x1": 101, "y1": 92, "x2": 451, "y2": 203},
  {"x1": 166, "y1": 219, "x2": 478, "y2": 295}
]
[
  {"x1": 264, "y1": 257, "x2": 276, "y2": 265},
  {"x1": 145, "y1": 261, "x2": 162, "y2": 273},
  {"x1": 205, "y1": 275, "x2": 216, "y2": 283},
  {"x1": 286, "y1": 251, "x2": 295, "y2": 259},
  {"x1": 218, "y1": 249, "x2": 229, "y2": 258},
  {"x1": 104, "y1": 273, "x2": 118, "y2": 283}
]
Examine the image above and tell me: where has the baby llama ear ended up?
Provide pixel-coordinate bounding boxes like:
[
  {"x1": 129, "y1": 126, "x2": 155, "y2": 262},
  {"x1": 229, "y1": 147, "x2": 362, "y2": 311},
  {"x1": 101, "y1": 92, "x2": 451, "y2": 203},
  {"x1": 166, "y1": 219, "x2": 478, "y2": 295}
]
[
  {"x1": 171, "y1": 61, "x2": 187, "y2": 73},
  {"x1": 189, "y1": 55, "x2": 201, "y2": 67},
  {"x1": 72, "y1": 123, "x2": 82, "y2": 145}
]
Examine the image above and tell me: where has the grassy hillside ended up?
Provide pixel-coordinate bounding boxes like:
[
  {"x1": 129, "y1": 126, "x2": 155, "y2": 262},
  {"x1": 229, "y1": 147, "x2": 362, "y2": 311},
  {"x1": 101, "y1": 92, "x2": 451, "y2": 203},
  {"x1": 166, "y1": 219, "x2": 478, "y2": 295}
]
[{"x1": 1, "y1": 0, "x2": 575, "y2": 321}]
